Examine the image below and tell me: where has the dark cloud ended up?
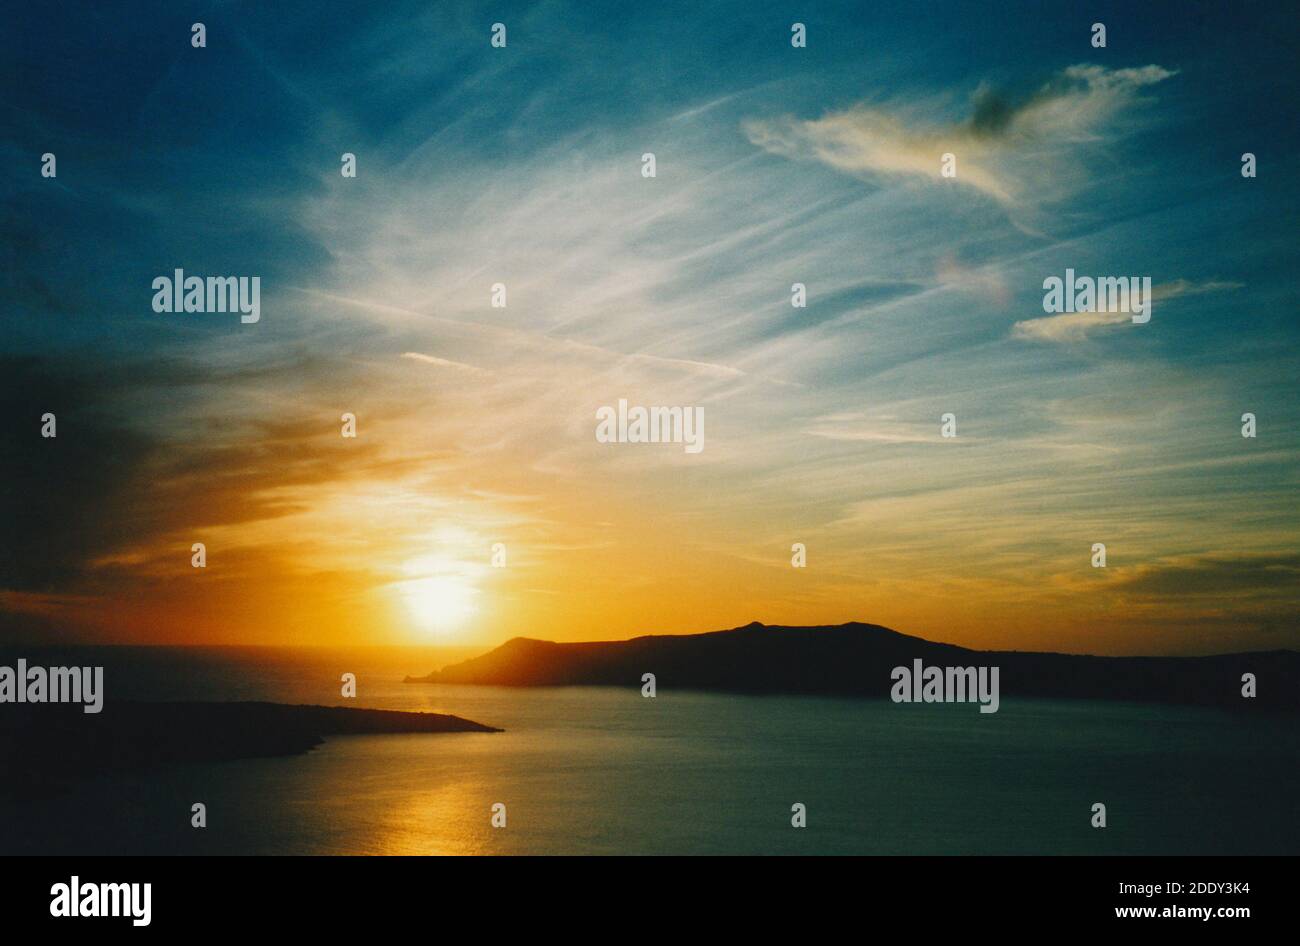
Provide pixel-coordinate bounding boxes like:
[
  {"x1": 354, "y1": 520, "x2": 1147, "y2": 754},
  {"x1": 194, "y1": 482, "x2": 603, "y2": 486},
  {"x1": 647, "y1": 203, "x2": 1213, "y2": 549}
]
[
  {"x1": 0, "y1": 356, "x2": 162, "y2": 591},
  {"x1": 1115, "y1": 554, "x2": 1300, "y2": 598},
  {"x1": 967, "y1": 87, "x2": 1025, "y2": 139},
  {"x1": 0, "y1": 353, "x2": 398, "y2": 594}
]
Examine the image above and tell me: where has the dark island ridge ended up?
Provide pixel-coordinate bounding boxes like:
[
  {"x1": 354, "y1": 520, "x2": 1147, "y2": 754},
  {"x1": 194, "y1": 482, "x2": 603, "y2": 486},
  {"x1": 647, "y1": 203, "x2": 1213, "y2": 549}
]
[{"x1": 406, "y1": 621, "x2": 1300, "y2": 712}]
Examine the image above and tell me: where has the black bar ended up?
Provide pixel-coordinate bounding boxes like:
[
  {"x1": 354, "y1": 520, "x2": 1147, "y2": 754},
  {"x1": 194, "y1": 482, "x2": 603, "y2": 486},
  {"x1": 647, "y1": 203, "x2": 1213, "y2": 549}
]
[{"x1": 6, "y1": 855, "x2": 1285, "y2": 933}]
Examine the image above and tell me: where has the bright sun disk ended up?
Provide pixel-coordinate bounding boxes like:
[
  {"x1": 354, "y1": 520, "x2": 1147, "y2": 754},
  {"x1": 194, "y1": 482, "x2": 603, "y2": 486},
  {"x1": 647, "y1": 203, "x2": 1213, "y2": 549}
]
[{"x1": 400, "y1": 576, "x2": 477, "y2": 633}]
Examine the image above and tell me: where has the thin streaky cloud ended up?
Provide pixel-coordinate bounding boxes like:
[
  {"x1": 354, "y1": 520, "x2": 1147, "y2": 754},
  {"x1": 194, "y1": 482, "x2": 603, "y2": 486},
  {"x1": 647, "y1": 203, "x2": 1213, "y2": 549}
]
[
  {"x1": 1012, "y1": 279, "x2": 1244, "y2": 342},
  {"x1": 743, "y1": 64, "x2": 1176, "y2": 208}
]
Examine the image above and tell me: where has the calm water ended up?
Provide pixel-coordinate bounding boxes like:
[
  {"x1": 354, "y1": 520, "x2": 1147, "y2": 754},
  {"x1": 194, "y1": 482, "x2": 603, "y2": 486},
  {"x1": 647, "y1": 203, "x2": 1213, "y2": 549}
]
[{"x1": 1, "y1": 647, "x2": 1295, "y2": 855}]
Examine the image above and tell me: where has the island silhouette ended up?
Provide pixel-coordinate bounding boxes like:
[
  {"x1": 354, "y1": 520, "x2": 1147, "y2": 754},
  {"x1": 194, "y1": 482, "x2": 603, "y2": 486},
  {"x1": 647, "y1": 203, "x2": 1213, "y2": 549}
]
[
  {"x1": 0, "y1": 702, "x2": 501, "y2": 798},
  {"x1": 406, "y1": 620, "x2": 1300, "y2": 712}
]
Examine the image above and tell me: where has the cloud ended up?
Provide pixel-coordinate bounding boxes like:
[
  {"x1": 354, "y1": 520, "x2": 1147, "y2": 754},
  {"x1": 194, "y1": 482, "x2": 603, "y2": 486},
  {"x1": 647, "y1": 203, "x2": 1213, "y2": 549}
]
[
  {"x1": 804, "y1": 412, "x2": 959, "y2": 445},
  {"x1": 743, "y1": 64, "x2": 1176, "y2": 207},
  {"x1": 1011, "y1": 308, "x2": 1133, "y2": 341},
  {"x1": 401, "y1": 351, "x2": 489, "y2": 375},
  {"x1": 935, "y1": 257, "x2": 1010, "y2": 306},
  {"x1": 1112, "y1": 554, "x2": 1300, "y2": 599},
  {"x1": 1011, "y1": 279, "x2": 1243, "y2": 342},
  {"x1": 0, "y1": 352, "x2": 426, "y2": 595},
  {"x1": 0, "y1": 356, "x2": 164, "y2": 592}
]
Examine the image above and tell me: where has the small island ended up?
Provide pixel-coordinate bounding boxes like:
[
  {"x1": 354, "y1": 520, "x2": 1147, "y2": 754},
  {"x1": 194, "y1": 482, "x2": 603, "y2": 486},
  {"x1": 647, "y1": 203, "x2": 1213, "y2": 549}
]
[{"x1": 0, "y1": 701, "x2": 501, "y2": 798}]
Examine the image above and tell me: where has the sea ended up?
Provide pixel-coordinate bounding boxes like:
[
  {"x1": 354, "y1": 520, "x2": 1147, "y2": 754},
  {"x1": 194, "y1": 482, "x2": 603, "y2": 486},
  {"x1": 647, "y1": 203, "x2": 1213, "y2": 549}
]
[{"x1": 1, "y1": 646, "x2": 1295, "y2": 855}]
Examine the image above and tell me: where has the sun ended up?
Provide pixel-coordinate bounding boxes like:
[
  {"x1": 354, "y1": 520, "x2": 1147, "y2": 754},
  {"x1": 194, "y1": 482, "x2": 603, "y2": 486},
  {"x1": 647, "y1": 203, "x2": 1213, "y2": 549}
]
[{"x1": 399, "y1": 576, "x2": 477, "y2": 633}]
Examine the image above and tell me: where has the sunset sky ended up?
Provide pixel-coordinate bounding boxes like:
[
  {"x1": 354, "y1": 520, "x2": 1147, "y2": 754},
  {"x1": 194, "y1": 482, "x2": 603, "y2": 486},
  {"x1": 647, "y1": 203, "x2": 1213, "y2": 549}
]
[{"x1": 3, "y1": 1, "x2": 1297, "y2": 655}]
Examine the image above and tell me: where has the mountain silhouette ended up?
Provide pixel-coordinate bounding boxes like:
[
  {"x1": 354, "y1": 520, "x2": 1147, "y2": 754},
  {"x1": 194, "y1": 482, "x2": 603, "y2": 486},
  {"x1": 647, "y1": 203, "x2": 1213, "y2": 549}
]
[{"x1": 405, "y1": 621, "x2": 1299, "y2": 711}]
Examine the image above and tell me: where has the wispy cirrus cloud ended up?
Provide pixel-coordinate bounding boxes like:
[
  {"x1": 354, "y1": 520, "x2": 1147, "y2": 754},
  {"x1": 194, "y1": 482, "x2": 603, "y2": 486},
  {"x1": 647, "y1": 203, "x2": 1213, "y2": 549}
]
[
  {"x1": 1011, "y1": 279, "x2": 1243, "y2": 342},
  {"x1": 743, "y1": 64, "x2": 1176, "y2": 208},
  {"x1": 401, "y1": 351, "x2": 489, "y2": 374},
  {"x1": 804, "y1": 411, "x2": 971, "y2": 445}
]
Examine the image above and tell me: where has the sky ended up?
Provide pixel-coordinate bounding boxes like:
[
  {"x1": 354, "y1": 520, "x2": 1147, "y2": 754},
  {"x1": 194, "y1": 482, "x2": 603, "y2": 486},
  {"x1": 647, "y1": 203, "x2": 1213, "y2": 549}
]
[{"x1": 2, "y1": 1, "x2": 1298, "y2": 654}]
